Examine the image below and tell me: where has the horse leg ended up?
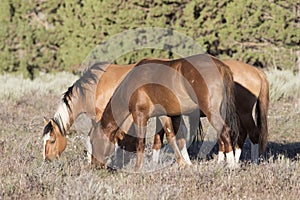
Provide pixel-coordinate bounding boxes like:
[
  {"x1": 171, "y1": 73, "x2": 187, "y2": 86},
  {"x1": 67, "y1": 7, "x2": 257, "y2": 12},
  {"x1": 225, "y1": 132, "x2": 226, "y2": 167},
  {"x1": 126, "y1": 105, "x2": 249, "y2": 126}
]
[
  {"x1": 152, "y1": 129, "x2": 164, "y2": 163},
  {"x1": 86, "y1": 134, "x2": 92, "y2": 164},
  {"x1": 159, "y1": 116, "x2": 186, "y2": 169},
  {"x1": 86, "y1": 123, "x2": 94, "y2": 164},
  {"x1": 248, "y1": 120, "x2": 260, "y2": 164},
  {"x1": 210, "y1": 114, "x2": 235, "y2": 168},
  {"x1": 217, "y1": 137, "x2": 225, "y2": 164},
  {"x1": 171, "y1": 116, "x2": 192, "y2": 165},
  {"x1": 132, "y1": 111, "x2": 148, "y2": 172},
  {"x1": 235, "y1": 119, "x2": 247, "y2": 164},
  {"x1": 240, "y1": 113, "x2": 259, "y2": 163},
  {"x1": 221, "y1": 124, "x2": 236, "y2": 168}
]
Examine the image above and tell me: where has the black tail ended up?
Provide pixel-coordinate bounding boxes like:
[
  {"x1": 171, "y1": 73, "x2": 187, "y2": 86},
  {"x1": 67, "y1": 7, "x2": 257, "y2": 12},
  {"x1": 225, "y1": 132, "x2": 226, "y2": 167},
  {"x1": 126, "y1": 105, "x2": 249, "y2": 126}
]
[
  {"x1": 256, "y1": 71, "x2": 269, "y2": 153},
  {"x1": 221, "y1": 64, "x2": 240, "y2": 147}
]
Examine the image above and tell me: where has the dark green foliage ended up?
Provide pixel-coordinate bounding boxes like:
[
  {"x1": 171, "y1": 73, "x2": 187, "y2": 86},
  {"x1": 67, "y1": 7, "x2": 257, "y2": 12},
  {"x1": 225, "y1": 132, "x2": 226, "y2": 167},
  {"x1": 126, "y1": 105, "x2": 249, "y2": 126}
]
[{"x1": 0, "y1": 0, "x2": 299, "y2": 78}]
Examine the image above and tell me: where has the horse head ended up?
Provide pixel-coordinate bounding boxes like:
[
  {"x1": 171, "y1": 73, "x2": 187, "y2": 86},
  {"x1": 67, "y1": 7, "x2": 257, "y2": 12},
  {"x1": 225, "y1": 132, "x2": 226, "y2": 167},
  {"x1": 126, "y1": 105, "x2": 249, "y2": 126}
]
[
  {"x1": 89, "y1": 120, "x2": 116, "y2": 168},
  {"x1": 43, "y1": 117, "x2": 67, "y2": 161}
]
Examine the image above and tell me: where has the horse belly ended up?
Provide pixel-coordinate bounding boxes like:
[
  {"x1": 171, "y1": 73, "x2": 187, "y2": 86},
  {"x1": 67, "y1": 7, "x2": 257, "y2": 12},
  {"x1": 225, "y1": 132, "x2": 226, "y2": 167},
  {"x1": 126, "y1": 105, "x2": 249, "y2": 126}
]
[{"x1": 177, "y1": 96, "x2": 198, "y2": 114}]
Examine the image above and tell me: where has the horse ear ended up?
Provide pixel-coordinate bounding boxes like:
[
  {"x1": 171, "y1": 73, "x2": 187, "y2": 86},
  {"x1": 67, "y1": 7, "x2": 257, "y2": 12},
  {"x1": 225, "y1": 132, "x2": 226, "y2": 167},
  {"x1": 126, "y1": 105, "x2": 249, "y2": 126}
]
[
  {"x1": 49, "y1": 119, "x2": 56, "y2": 128},
  {"x1": 43, "y1": 117, "x2": 50, "y2": 125}
]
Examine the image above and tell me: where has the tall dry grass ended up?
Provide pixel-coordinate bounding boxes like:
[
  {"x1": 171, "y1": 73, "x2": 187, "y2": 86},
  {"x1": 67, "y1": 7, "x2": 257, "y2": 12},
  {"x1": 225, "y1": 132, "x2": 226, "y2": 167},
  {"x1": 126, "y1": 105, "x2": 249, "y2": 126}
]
[
  {"x1": 0, "y1": 69, "x2": 300, "y2": 199},
  {"x1": 266, "y1": 69, "x2": 300, "y2": 102},
  {"x1": 0, "y1": 72, "x2": 77, "y2": 101},
  {"x1": 1, "y1": 69, "x2": 299, "y2": 102}
]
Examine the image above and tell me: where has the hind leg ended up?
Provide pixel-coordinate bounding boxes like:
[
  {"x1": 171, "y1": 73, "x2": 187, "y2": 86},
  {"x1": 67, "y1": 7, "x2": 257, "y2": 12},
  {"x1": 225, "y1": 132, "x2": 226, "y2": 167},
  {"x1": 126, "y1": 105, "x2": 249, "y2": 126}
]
[
  {"x1": 209, "y1": 114, "x2": 235, "y2": 168},
  {"x1": 234, "y1": 120, "x2": 247, "y2": 164},
  {"x1": 248, "y1": 119, "x2": 260, "y2": 163},
  {"x1": 249, "y1": 126, "x2": 260, "y2": 164},
  {"x1": 217, "y1": 137, "x2": 225, "y2": 163},
  {"x1": 159, "y1": 116, "x2": 187, "y2": 169},
  {"x1": 171, "y1": 116, "x2": 192, "y2": 165},
  {"x1": 132, "y1": 111, "x2": 148, "y2": 172},
  {"x1": 240, "y1": 113, "x2": 259, "y2": 163},
  {"x1": 152, "y1": 128, "x2": 164, "y2": 163}
]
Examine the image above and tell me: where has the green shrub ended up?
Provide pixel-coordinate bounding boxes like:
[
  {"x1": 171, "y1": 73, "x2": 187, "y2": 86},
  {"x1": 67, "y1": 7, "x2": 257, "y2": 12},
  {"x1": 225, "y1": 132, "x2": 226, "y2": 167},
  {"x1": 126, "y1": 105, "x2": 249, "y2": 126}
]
[{"x1": 0, "y1": 0, "x2": 299, "y2": 78}]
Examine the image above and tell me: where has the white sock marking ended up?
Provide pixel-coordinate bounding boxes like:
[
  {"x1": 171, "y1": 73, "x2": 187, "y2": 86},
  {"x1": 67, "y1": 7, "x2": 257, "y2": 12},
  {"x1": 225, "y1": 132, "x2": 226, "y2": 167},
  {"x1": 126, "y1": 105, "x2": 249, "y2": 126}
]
[
  {"x1": 226, "y1": 151, "x2": 236, "y2": 168},
  {"x1": 235, "y1": 148, "x2": 242, "y2": 164},
  {"x1": 152, "y1": 149, "x2": 160, "y2": 163},
  {"x1": 43, "y1": 133, "x2": 50, "y2": 160},
  {"x1": 180, "y1": 144, "x2": 192, "y2": 165},
  {"x1": 217, "y1": 151, "x2": 225, "y2": 163}
]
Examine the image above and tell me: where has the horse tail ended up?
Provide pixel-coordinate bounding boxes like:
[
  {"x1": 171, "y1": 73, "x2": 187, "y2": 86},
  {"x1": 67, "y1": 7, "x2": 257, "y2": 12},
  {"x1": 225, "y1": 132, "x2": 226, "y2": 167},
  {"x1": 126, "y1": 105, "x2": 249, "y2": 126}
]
[
  {"x1": 221, "y1": 63, "x2": 240, "y2": 148},
  {"x1": 256, "y1": 71, "x2": 269, "y2": 153}
]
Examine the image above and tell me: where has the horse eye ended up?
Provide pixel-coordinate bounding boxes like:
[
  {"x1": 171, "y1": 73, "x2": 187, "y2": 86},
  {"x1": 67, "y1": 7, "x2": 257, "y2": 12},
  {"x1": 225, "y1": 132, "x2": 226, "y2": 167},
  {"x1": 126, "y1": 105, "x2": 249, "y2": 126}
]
[{"x1": 50, "y1": 140, "x2": 56, "y2": 144}]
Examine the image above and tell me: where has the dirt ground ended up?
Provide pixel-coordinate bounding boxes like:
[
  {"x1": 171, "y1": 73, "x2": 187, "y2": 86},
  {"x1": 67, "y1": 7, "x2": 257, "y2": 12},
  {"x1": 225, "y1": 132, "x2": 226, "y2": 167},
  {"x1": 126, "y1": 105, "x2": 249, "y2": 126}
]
[{"x1": 0, "y1": 92, "x2": 299, "y2": 199}]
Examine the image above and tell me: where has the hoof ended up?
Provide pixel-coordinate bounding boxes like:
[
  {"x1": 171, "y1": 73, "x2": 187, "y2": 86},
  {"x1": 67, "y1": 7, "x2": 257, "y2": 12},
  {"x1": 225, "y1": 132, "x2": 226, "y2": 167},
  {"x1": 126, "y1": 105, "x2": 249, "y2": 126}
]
[
  {"x1": 227, "y1": 162, "x2": 239, "y2": 170},
  {"x1": 177, "y1": 159, "x2": 187, "y2": 170}
]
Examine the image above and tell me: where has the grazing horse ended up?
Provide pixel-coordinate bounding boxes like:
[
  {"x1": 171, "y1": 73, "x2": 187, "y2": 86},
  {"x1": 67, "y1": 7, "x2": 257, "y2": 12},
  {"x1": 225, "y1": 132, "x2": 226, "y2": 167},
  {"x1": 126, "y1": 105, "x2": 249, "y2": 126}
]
[
  {"x1": 223, "y1": 60, "x2": 269, "y2": 162},
  {"x1": 152, "y1": 60, "x2": 269, "y2": 164},
  {"x1": 42, "y1": 60, "x2": 189, "y2": 165},
  {"x1": 90, "y1": 54, "x2": 239, "y2": 171},
  {"x1": 42, "y1": 63, "x2": 134, "y2": 161}
]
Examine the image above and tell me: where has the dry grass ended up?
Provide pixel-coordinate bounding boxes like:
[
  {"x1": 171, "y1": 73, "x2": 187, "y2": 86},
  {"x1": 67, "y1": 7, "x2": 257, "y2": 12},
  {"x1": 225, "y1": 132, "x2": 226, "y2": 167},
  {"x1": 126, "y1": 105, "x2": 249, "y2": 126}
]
[
  {"x1": 0, "y1": 70, "x2": 300, "y2": 199},
  {"x1": 0, "y1": 72, "x2": 77, "y2": 101},
  {"x1": 266, "y1": 69, "x2": 300, "y2": 102}
]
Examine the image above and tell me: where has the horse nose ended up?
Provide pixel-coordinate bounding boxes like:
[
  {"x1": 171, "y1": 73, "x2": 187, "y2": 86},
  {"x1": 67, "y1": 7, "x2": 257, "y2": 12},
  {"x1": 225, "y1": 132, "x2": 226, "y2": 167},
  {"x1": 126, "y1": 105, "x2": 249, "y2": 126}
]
[{"x1": 44, "y1": 154, "x2": 55, "y2": 162}]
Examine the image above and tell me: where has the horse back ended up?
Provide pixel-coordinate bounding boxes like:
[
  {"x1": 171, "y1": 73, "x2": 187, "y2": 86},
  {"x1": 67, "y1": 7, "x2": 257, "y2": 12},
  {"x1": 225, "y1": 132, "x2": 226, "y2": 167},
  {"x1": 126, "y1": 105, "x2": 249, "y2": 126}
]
[{"x1": 95, "y1": 64, "x2": 134, "y2": 121}]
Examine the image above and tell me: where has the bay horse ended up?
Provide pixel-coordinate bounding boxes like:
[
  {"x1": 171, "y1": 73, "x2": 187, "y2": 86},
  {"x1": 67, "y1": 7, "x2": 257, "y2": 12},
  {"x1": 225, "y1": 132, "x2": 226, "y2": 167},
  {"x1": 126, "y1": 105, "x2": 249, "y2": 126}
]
[
  {"x1": 223, "y1": 59, "x2": 269, "y2": 162},
  {"x1": 90, "y1": 54, "x2": 239, "y2": 171},
  {"x1": 152, "y1": 60, "x2": 269, "y2": 164}
]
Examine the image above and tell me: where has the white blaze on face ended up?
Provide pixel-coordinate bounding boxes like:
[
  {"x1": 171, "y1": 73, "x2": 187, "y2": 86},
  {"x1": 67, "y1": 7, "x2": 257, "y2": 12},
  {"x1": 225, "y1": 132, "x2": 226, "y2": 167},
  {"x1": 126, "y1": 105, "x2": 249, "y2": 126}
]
[{"x1": 43, "y1": 132, "x2": 50, "y2": 160}]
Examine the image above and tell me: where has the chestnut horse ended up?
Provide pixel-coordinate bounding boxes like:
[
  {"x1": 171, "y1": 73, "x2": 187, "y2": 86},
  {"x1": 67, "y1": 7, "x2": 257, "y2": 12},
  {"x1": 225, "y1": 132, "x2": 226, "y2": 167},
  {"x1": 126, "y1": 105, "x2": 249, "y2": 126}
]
[
  {"x1": 90, "y1": 54, "x2": 239, "y2": 171},
  {"x1": 152, "y1": 60, "x2": 269, "y2": 164},
  {"x1": 42, "y1": 61, "x2": 185, "y2": 165},
  {"x1": 42, "y1": 62, "x2": 134, "y2": 161}
]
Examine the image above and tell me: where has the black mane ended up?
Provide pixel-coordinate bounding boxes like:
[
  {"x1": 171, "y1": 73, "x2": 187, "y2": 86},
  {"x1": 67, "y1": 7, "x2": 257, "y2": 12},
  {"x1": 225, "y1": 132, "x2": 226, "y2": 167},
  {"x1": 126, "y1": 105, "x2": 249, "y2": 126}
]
[
  {"x1": 42, "y1": 117, "x2": 65, "y2": 136},
  {"x1": 43, "y1": 120, "x2": 53, "y2": 136}
]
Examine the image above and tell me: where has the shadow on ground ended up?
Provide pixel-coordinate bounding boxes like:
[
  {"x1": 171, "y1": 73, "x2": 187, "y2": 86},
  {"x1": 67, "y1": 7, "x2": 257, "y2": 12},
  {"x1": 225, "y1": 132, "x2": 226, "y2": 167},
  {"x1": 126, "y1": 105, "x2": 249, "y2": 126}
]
[{"x1": 188, "y1": 138, "x2": 300, "y2": 162}]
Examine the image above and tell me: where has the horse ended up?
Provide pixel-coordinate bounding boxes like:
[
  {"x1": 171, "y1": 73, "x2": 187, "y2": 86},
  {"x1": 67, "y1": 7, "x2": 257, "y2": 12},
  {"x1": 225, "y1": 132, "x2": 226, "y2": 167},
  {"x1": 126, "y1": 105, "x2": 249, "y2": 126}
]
[
  {"x1": 42, "y1": 60, "x2": 190, "y2": 166},
  {"x1": 151, "y1": 59, "x2": 269, "y2": 164},
  {"x1": 42, "y1": 62, "x2": 134, "y2": 161},
  {"x1": 89, "y1": 54, "x2": 239, "y2": 171}
]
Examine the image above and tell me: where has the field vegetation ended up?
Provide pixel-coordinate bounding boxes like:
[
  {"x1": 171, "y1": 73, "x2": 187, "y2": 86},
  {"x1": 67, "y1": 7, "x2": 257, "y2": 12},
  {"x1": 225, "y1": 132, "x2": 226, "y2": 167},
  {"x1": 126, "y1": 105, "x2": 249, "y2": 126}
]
[
  {"x1": 1, "y1": 0, "x2": 299, "y2": 78},
  {"x1": 1, "y1": 0, "x2": 299, "y2": 199},
  {"x1": 0, "y1": 70, "x2": 299, "y2": 199}
]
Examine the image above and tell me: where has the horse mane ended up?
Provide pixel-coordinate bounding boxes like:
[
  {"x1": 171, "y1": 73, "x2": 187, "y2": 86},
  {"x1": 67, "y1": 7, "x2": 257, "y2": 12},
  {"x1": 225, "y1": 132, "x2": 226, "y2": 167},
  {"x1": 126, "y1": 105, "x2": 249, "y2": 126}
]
[
  {"x1": 62, "y1": 62, "x2": 109, "y2": 110},
  {"x1": 43, "y1": 120, "x2": 53, "y2": 136},
  {"x1": 43, "y1": 117, "x2": 65, "y2": 137}
]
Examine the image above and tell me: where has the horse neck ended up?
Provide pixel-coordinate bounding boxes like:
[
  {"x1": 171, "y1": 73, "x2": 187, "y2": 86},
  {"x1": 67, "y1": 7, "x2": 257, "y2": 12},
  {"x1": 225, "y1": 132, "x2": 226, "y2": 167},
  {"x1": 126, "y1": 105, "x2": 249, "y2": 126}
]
[
  {"x1": 57, "y1": 90, "x2": 96, "y2": 135},
  {"x1": 53, "y1": 101, "x2": 73, "y2": 135},
  {"x1": 100, "y1": 101, "x2": 129, "y2": 138}
]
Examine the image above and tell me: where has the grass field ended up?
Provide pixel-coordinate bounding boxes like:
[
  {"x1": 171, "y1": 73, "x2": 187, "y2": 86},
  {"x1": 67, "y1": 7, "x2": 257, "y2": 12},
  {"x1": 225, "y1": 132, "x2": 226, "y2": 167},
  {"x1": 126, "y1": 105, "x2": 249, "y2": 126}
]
[{"x1": 0, "y1": 70, "x2": 299, "y2": 199}]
